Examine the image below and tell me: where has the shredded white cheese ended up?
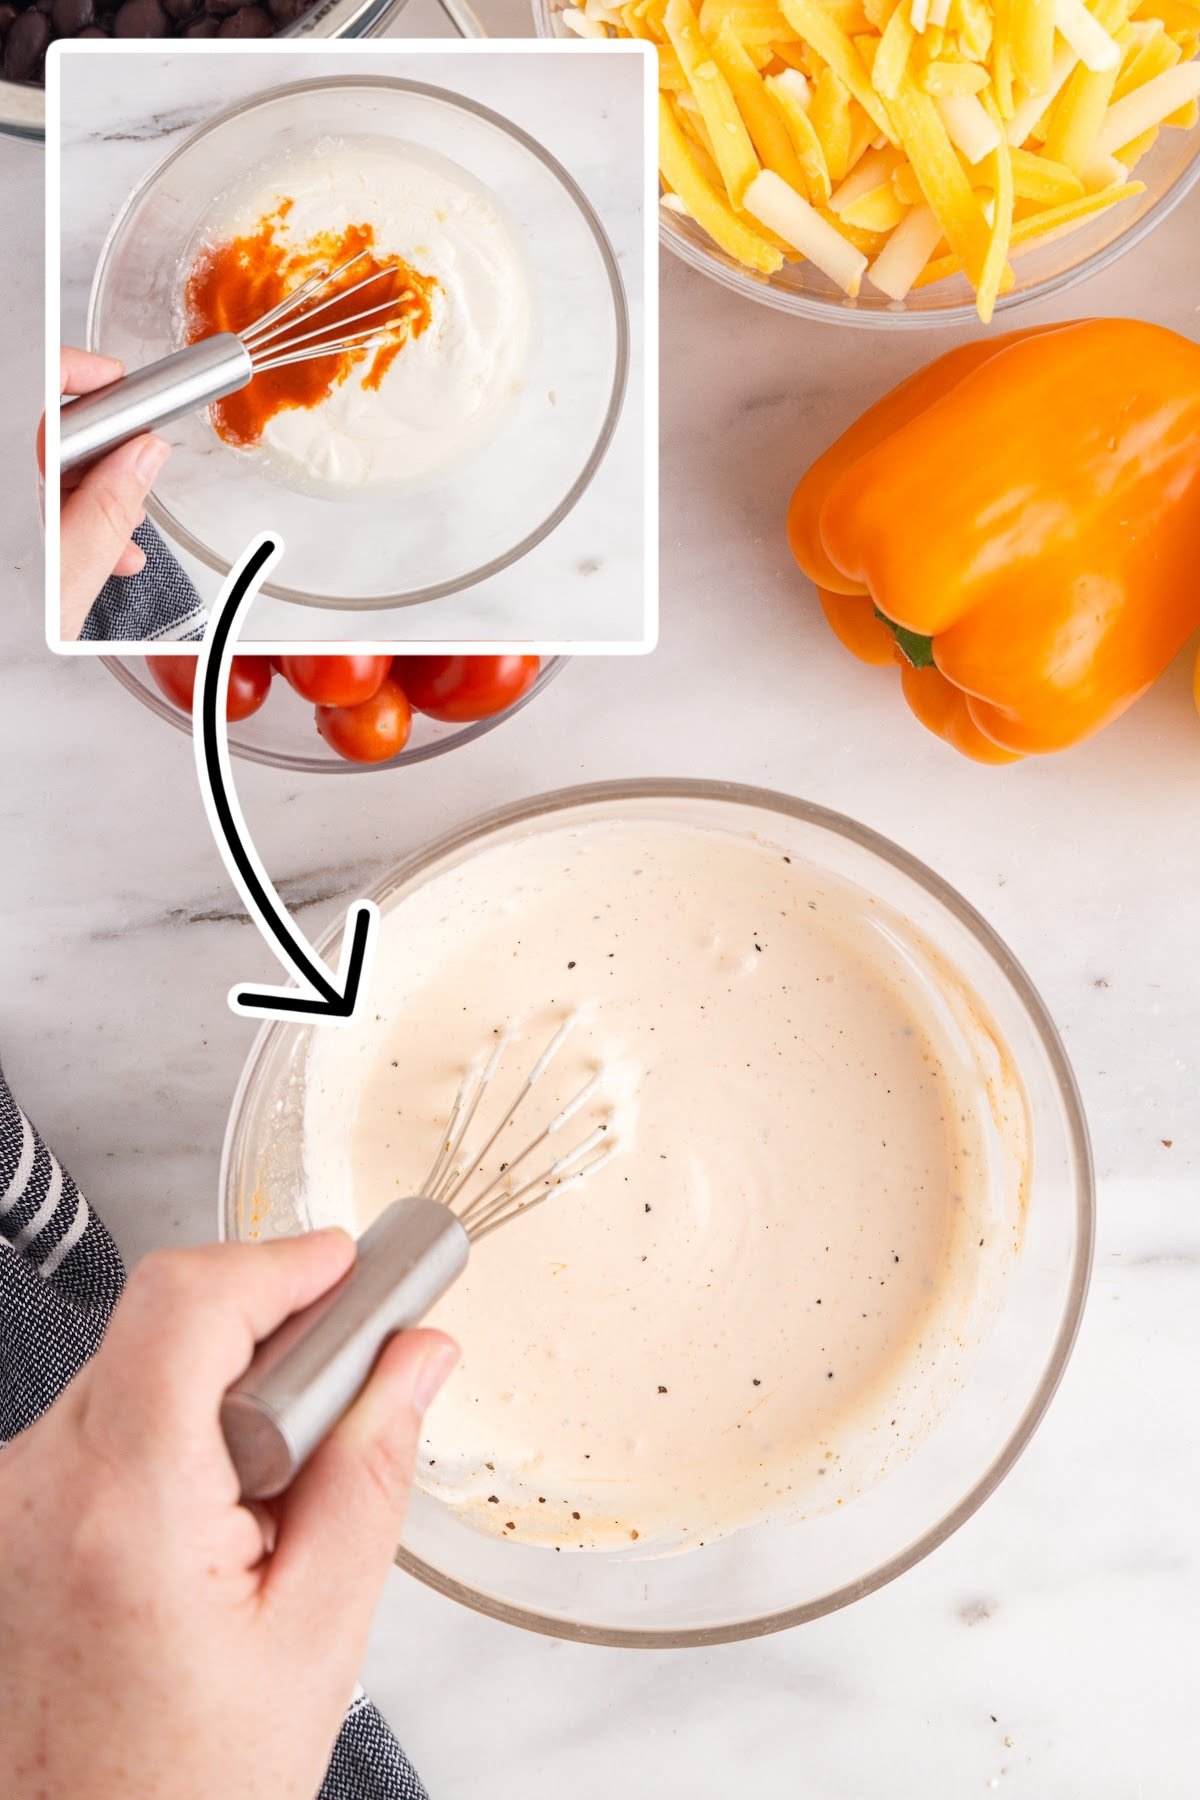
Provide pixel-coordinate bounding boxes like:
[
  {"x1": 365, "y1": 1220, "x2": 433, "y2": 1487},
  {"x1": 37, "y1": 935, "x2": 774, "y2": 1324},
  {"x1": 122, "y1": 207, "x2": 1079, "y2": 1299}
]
[
  {"x1": 829, "y1": 147, "x2": 901, "y2": 214},
  {"x1": 938, "y1": 92, "x2": 1002, "y2": 164},
  {"x1": 561, "y1": 6, "x2": 607, "y2": 37},
  {"x1": 1096, "y1": 63, "x2": 1200, "y2": 153},
  {"x1": 744, "y1": 169, "x2": 869, "y2": 294},
  {"x1": 866, "y1": 203, "x2": 944, "y2": 298},
  {"x1": 1054, "y1": 0, "x2": 1122, "y2": 73},
  {"x1": 1006, "y1": 44, "x2": 1080, "y2": 145}
]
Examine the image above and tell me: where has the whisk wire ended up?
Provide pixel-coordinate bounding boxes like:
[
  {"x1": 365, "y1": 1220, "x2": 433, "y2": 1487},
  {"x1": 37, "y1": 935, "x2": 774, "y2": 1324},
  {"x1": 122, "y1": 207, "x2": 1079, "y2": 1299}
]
[
  {"x1": 230, "y1": 250, "x2": 424, "y2": 378},
  {"x1": 462, "y1": 1127, "x2": 614, "y2": 1236},
  {"x1": 450, "y1": 1071, "x2": 603, "y2": 1225},
  {"x1": 433, "y1": 1017, "x2": 580, "y2": 1213},
  {"x1": 245, "y1": 266, "x2": 411, "y2": 357},
  {"x1": 251, "y1": 330, "x2": 407, "y2": 378},
  {"x1": 421, "y1": 1031, "x2": 511, "y2": 1201},
  {"x1": 421, "y1": 1017, "x2": 613, "y2": 1240},
  {"x1": 238, "y1": 250, "x2": 371, "y2": 346},
  {"x1": 468, "y1": 1144, "x2": 617, "y2": 1243}
]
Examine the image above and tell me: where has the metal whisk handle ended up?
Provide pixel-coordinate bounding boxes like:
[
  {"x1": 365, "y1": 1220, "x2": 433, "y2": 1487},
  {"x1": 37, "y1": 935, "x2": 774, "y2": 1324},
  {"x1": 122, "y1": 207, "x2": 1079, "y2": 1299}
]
[
  {"x1": 59, "y1": 334, "x2": 253, "y2": 475},
  {"x1": 220, "y1": 1196, "x2": 469, "y2": 1503}
]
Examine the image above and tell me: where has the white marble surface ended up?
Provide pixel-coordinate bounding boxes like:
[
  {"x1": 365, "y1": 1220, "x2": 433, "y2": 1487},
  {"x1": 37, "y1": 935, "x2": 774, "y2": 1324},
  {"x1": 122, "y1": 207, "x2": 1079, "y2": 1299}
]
[
  {"x1": 54, "y1": 36, "x2": 650, "y2": 646},
  {"x1": 5, "y1": 14, "x2": 1200, "y2": 1798}
]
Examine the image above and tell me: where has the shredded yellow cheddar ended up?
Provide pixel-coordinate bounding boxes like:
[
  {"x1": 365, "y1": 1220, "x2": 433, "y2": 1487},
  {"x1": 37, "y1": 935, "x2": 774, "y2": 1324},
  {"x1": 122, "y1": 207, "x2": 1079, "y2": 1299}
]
[{"x1": 559, "y1": 0, "x2": 1196, "y2": 317}]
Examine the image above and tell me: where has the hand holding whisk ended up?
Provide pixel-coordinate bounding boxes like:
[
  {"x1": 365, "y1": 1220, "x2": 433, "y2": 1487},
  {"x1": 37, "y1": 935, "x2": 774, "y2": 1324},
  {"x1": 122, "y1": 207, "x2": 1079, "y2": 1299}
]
[{"x1": 220, "y1": 1016, "x2": 614, "y2": 1502}]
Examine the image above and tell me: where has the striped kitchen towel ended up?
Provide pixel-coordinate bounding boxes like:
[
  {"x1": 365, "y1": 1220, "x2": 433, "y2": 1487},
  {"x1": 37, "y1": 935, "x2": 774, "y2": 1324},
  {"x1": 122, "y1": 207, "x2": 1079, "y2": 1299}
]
[
  {"x1": 0, "y1": 1063, "x2": 427, "y2": 1800},
  {"x1": 80, "y1": 522, "x2": 208, "y2": 645},
  {"x1": 0, "y1": 1067, "x2": 123, "y2": 1440}
]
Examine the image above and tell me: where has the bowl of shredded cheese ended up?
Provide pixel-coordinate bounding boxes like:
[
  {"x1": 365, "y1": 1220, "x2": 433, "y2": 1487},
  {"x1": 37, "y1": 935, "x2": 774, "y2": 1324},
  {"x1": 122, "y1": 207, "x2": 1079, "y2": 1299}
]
[{"x1": 535, "y1": 0, "x2": 1200, "y2": 325}]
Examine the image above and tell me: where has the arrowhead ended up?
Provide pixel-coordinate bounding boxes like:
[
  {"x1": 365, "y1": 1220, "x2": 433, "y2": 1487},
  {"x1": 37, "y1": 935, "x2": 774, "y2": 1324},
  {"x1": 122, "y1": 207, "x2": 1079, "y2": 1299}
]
[
  {"x1": 192, "y1": 538, "x2": 384, "y2": 1032},
  {"x1": 230, "y1": 902, "x2": 378, "y2": 1024}
]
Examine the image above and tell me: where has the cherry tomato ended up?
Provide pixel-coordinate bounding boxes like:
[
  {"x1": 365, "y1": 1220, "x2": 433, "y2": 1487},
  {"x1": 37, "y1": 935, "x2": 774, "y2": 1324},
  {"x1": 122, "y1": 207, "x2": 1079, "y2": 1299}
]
[
  {"x1": 279, "y1": 655, "x2": 392, "y2": 707},
  {"x1": 395, "y1": 655, "x2": 540, "y2": 722},
  {"x1": 147, "y1": 654, "x2": 272, "y2": 723},
  {"x1": 226, "y1": 658, "x2": 274, "y2": 721},
  {"x1": 316, "y1": 677, "x2": 413, "y2": 764},
  {"x1": 146, "y1": 655, "x2": 197, "y2": 713}
]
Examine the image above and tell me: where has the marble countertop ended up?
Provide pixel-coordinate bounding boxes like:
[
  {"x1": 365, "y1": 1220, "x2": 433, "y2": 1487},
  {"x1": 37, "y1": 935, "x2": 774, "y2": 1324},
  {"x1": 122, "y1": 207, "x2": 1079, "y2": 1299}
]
[
  {"x1": 54, "y1": 29, "x2": 649, "y2": 646},
  {"x1": 5, "y1": 11, "x2": 1200, "y2": 1796}
]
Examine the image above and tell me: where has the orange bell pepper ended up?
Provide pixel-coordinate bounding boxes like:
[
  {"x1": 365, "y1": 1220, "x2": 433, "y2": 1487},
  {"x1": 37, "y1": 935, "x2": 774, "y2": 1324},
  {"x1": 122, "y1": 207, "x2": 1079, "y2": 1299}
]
[{"x1": 788, "y1": 319, "x2": 1200, "y2": 761}]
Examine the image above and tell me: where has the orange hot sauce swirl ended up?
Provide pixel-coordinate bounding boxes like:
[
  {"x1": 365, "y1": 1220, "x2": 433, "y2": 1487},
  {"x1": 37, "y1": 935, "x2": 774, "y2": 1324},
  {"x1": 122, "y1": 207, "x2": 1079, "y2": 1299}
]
[{"x1": 184, "y1": 210, "x2": 439, "y2": 449}]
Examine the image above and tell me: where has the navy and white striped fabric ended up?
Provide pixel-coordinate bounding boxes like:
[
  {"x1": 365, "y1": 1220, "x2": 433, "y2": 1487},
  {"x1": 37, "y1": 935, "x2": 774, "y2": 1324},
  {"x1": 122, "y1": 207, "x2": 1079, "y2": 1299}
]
[
  {"x1": 80, "y1": 523, "x2": 208, "y2": 644},
  {"x1": 0, "y1": 1066, "x2": 123, "y2": 1441},
  {"x1": 0, "y1": 1064, "x2": 427, "y2": 1800}
]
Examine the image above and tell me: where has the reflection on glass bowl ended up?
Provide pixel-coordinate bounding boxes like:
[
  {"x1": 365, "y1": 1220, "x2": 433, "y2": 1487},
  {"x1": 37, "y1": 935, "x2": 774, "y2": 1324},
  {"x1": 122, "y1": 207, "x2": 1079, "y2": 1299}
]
[{"x1": 102, "y1": 654, "x2": 565, "y2": 775}]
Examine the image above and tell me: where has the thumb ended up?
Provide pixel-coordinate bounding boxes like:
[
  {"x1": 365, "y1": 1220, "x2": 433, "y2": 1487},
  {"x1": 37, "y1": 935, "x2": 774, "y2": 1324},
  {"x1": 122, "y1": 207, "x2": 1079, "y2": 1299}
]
[
  {"x1": 59, "y1": 434, "x2": 171, "y2": 627},
  {"x1": 265, "y1": 1329, "x2": 458, "y2": 1632}
]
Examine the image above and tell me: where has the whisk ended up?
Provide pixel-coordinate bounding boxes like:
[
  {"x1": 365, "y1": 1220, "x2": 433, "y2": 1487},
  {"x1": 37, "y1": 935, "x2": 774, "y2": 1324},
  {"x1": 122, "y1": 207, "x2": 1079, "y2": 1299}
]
[
  {"x1": 221, "y1": 1017, "x2": 614, "y2": 1502},
  {"x1": 59, "y1": 250, "x2": 420, "y2": 475}
]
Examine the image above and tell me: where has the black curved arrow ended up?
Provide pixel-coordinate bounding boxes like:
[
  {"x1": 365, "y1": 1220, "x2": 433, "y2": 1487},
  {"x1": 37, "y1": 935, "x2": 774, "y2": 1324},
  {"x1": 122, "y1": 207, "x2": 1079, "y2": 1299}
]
[{"x1": 195, "y1": 533, "x2": 378, "y2": 1023}]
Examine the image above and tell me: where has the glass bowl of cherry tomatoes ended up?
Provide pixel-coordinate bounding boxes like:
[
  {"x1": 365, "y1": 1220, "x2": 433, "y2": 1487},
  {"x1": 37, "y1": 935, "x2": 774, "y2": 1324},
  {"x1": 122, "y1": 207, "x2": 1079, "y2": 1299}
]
[{"x1": 101, "y1": 652, "x2": 564, "y2": 772}]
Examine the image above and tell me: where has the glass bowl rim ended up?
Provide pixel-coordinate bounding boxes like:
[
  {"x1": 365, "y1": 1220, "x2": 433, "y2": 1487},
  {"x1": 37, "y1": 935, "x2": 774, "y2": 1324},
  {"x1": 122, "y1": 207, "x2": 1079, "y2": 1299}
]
[
  {"x1": 219, "y1": 775, "x2": 1095, "y2": 1645},
  {"x1": 532, "y1": 0, "x2": 1200, "y2": 329},
  {"x1": 86, "y1": 72, "x2": 631, "y2": 608},
  {"x1": 101, "y1": 651, "x2": 565, "y2": 773},
  {"x1": 655, "y1": 152, "x2": 1200, "y2": 327}
]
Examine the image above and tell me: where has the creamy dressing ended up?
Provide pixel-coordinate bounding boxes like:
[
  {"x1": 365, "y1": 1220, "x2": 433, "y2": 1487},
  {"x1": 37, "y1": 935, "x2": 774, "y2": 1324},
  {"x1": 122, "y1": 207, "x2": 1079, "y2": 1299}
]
[
  {"x1": 192, "y1": 137, "x2": 529, "y2": 490},
  {"x1": 303, "y1": 818, "x2": 1024, "y2": 1552}
]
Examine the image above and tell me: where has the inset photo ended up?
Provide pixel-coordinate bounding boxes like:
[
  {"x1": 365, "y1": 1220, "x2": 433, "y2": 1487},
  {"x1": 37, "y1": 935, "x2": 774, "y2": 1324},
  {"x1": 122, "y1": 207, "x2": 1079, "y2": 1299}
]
[{"x1": 45, "y1": 41, "x2": 655, "y2": 651}]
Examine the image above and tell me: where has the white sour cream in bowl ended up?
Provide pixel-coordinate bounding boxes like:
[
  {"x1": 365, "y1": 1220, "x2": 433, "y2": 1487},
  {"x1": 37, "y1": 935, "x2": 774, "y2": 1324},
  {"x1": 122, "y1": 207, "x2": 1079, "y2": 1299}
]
[
  {"x1": 303, "y1": 817, "x2": 1029, "y2": 1549},
  {"x1": 183, "y1": 137, "x2": 530, "y2": 494}
]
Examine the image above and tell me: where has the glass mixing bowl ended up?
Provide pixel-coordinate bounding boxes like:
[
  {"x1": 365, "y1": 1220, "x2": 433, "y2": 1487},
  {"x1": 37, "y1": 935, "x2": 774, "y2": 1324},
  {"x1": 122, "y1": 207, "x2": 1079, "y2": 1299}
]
[
  {"x1": 102, "y1": 653, "x2": 563, "y2": 773},
  {"x1": 0, "y1": 0, "x2": 408, "y2": 144},
  {"x1": 221, "y1": 780, "x2": 1093, "y2": 1644},
  {"x1": 534, "y1": 0, "x2": 1200, "y2": 327},
  {"x1": 86, "y1": 76, "x2": 629, "y2": 608}
]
